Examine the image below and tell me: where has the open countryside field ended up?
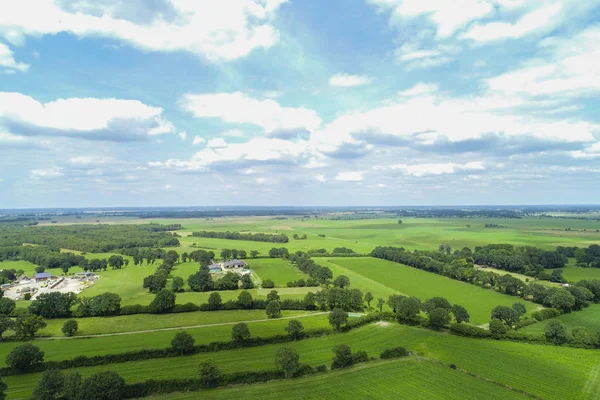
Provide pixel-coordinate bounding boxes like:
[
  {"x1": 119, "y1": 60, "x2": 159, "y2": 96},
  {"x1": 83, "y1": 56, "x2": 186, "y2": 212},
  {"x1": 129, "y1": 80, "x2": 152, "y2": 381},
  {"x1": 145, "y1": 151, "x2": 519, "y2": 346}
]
[
  {"x1": 320, "y1": 257, "x2": 537, "y2": 324},
  {"x1": 246, "y1": 258, "x2": 310, "y2": 286},
  {"x1": 521, "y1": 304, "x2": 600, "y2": 334},
  {"x1": 0, "y1": 313, "x2": 330, "y2": 367},
  {"x1": 3, "y1": 323, "x2": 598, "y2": 400},
  {"x1": 0, "y1": 260, "x2": 39, "y2": 276},
  {"x1": 156, "y1": 358, "x2": 531, "y2": 400}
]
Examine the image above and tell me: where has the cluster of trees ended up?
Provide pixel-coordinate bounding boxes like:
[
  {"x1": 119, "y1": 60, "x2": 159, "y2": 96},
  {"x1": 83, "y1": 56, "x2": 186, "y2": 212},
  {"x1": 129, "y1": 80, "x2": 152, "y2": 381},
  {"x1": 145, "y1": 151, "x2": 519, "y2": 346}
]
[
  {"x1": 386, "y1": 294, "x2": 470, "y2": 328},
  {"x1": 187, "y1": 266, "x2": 254, "y2": 292},
  {"x1": 286, "y1": 278, "x2": 320, "y2": 288},
  {"x1": 471, "y1": 244, "x2": 568, "y2": 275},
  {"x1": 484, "y1": 224, "x2": 505, "y2": 228},
  {"x1": 191, "y1": 231, "x2": 289, "y2": 243},
  {"x1": 306, "y1": 248, "x2": 361, "y2": 257},
  {"x1": 0, "y1": 224, "x2": 180, "y2": 253},
  {"x1": 289, "y1": 253, "x2": 333, "y2": 283},
  {"x1": 575, "y1": 244, "x2": 600, "y2": 268},
  {"x1": 31, "y1": 368, "x2": 126, "y2": 400},
  {"x1": 488, "y1": 303, "x2": 528, "y2": 336},
  {"x1": 544, "y1": 320, "x2": 600, "y2": 347},
  {"x1": 292, "y1": 234, "x2": 307, "y2": 240},
  {"x1": 182, "y1": 250, "x2": 215, "y2": 266},
  {"x1": 26, "y1": 291, "x2": 122, "y2": 320},
  {"x1": 219, "y1": 249, "x2": 252, "y2": 260},
  {"x1": 268, "y1": 248, "x2": 290, "y2": 258},
  {"x1": 0, "y1": 306, "x2": 47, "y2": 341}
]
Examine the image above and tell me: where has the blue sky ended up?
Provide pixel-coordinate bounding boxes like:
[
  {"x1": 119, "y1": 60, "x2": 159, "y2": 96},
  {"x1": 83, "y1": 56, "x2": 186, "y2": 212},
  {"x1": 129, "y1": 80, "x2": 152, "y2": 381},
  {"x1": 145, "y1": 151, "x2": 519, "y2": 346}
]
[{"x1": 1, "y1": 0, "x2": 599, "y2": 208}]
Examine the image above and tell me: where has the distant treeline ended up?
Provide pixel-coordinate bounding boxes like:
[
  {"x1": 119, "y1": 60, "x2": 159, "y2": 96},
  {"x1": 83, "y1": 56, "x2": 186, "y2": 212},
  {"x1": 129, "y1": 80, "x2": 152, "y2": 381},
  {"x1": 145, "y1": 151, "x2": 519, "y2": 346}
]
[
  {"x1": 192, "y1": 231, "x2": 289, "y2": 243},
  {"x1": 392, "y1": 209, "x2": 522, "y2": 219},
  {"x1": 0, "y1": 224, "x2": 180, "y2": 253}
]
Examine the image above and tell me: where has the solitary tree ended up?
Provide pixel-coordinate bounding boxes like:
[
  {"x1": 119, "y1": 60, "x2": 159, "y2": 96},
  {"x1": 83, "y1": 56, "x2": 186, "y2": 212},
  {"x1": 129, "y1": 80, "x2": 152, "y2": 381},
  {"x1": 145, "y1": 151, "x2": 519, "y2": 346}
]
[
  {"x1": 6, "y1": 344, "x2": 45, "y2": 371},
  {"x1": 61, "y1": 319, "x2": 78, "y2": 337},
  {"x1": 231, "y1": 323, "x2": 251, "y2": 342},
  {"x1": 171, "y1": 277, "x2": 185, "y2": 293},
  {"x1": 148, "y1": 289, "x2": 176, "y2": 314},
  {"x1": 396, "y1": 297, "x2": 421, "y2": 324},
  {"x1": 285, "y1": 320, "x2": 304, "y2": 340},
  {"x1": 207, "y1": 292, "x2": 222, "y2": 310},
  {"x1": 250, "y1": 250, "x2": 260, "y2": 258},
  {"x1": 237, "y1": 291, "x2": 254, "y2": 309},
  {"x1": 275, "y1": 347, "x2": 300, "y2": 378},
  {"x1": 171, "y1": 331, "x2": 195, "y2": 355},
  {"x1": 32, "y1": 369, "x2": 65, "y2": 400},
  {"x1": 79, "y1": 371, "x2": 125, "y2": 400},
  {"x1": 545, "y1": 320, "x2": 569, "y2": 345},
  {"x1": 328, "y1": 308, "x2": 348, "y2": 331},
  {"x1": 14, "y1": 313, "x2": 47, "y2": 339},
  {"x1": 331, "y1": 344, "x2": 353, "y2": 369},
  {"x1": 489, "y1": 318, "x2": 508, "y2": 338},
  {"x1": 199, "y1": 360, "x2": 221, "y2": 388},
  {"x1": 266, "y1": 301, "x2": 282, "y2": 319},
  {"x1": 0, "y1": 316, "x2": 14, "y2": 341},
  {"x1": 377, "y1": 297, "x2": 385, "y2": 312},
  {"x1": 333, "y1": 275, "x2": 350, "y2": 289},
  {"x1": 364, "y1": 292, "x2": 374, "y2": 309},
  {"x1": 267, "y1": 290, "x2": 280, "y2": 303},
  {"x1": 451, "y1": 305, "x2": 470, "y2": 323}
]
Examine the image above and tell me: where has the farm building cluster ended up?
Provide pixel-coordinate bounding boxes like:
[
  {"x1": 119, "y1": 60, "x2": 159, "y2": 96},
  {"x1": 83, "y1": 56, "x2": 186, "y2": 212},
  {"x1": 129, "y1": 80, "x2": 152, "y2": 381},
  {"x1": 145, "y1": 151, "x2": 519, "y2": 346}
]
[
  {"x1": 1, "y1": 271, "x2": 99, "y2": 300},
  {"x1": 208, "y1": 259, "x2": 251, "y2": 276}
]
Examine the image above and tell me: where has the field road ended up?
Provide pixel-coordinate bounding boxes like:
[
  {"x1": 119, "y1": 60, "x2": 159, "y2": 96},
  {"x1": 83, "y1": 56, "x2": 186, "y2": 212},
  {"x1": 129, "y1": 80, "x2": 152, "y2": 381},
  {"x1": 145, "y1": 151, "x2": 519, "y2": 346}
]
[{"x1": 37, "y1": 312, "x2": 330, "y2": 340}]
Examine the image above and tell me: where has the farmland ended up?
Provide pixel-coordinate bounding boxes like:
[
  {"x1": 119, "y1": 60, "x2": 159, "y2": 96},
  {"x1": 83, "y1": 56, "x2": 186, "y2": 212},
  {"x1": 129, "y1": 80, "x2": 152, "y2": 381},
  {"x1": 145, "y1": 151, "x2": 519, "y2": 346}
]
[
  {"x1": 320, "y1": 257, "x2": 537, "y2": 324},
  {"x1": 521, "y1": 304, "x2": 600, "y2": 333},
  {"x1": 155, "y1": 358, "x2": 531, "y2": 400},
  {"x1": 2, "y1": 322, "x2": 598, "y2": 399}
]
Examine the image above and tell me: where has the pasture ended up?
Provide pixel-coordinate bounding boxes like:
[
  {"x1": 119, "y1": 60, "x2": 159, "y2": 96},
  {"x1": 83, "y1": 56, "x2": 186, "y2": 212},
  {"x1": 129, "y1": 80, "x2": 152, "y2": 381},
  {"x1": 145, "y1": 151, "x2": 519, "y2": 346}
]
[
  {"x1": 156, "y1": 358, "x2": 531, "y2": 400},
  {"x1": 320, "y1": 257, "x2": 537, "y2": 324},
  {"x1": 3, "y1": 323, "x2": 598, "y2": 400},
  {"x1": 521, "y1": 304, "x2": 600, "y2": 333},
  {"x1": 246, "y1": 258, "x2": 310, "y2": 286}
]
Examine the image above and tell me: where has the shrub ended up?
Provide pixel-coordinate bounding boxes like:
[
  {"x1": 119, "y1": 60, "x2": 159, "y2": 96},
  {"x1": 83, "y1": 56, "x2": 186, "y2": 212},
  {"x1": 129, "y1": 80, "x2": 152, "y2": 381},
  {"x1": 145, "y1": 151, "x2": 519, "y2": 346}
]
[
  {"x1": 380, "y1": 347, "x2": 409, "y2": 359},
  {"x1": 352, "y1": 350, "x2": 369, "y2": 364},
  {"x1": 198, "y1": 360, "x2": 221, "y2": 388},
  {"x1": 545, "y1": 320, "x2": 569, "y2": 345},
  {"x1": 449, "y1": 323, "x2": 491, "y2": 338},
  {"x1": 315, "y1": 365, "x2": 327, "y2": 373},
  {"x1": 450, "y1": 364, "x2": 457, "y2": 370},
  {"x1": 261, "y1": 279, "x2": 275, "y2": 289},
  {"x1": 331, "y1": 344, "x2": 353, "y2": 369},
  {"x1": 119, "y1": 304, "x2": 148, "y2": 315},
  {"x1": 23, "y1": 293, "x2": 31, "y2": 301},
  {"x1": 79, "y1": 371, "x2": 125, "y2": 400},
  {"x1": 532, "y1": 308, "x2": 562, "y2": 321}
]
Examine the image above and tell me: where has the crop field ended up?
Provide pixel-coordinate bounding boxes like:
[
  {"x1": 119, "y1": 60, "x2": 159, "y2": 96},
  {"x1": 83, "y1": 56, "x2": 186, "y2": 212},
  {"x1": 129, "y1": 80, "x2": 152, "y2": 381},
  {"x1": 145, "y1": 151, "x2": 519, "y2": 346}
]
[
  {"x1": 3, "y1": 322, "x2": 598, "y2": 399},
  {"x1": 320, "y1": 257, "x2": 537, "y2": 324},
  {"x1": 559, "y1": 260, "x2": 600, "y2": 282},
  {"x1": 156, "y1": 358, "x2": 531, "y2": 400},
  {"x1": 0, "y1": 313, "x2": 330, "y2": 366},
  {"x1": 521, "y1": 304, "x2": 600, "y2": 334}
]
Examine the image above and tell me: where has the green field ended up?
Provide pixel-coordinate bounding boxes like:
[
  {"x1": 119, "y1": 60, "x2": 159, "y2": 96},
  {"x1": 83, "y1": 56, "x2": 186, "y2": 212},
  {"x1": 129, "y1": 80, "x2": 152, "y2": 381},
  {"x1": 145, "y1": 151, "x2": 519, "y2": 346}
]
[
  {"x1": 320, "y1": 257, "x2": 538, "y2": 324},
  {"x1": 521, "y1": 304, "x2": 600, "y2": 334},
  {"x1": 0, "y1": 260, "x2": 39, "y2": 277},
  {"x1": 156, "y1": 358, "x2": 530, "y2": 400},
  {"x1": 560, "y1": 262, "x2": 600, "y2": 282},
  {"x1": 0, "y1": 313, "x2": 330, "y2": 367},
  {"x1": 3, "y1": 322, "x2": 598, "y2": 400},
  {"x1": 246, "y1": 258, "x2": 309, "y2": 286}
]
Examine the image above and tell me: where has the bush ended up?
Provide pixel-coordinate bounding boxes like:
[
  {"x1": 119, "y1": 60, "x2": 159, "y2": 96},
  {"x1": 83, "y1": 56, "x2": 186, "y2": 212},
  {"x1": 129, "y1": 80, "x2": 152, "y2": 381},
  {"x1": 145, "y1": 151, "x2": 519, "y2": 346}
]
[
  {"x1": 352, "y1": 350, "x2": 369, "y2": 364},
  {"x1": 119, "y1": 304, "x2": 148, "y2": 315},
  {"x1": 450, "y1": 364, "x2": 457, "y2": 370},
  {"x1": 61, "y1": 320, "x2": 78, "y2": 337},
  {"x1": 532, "y1": 308, "x2": 562, "y2": 321},
  {"x1": 331, "y1": 344, "x2": 353, "y2": 369},
  {"x1": 315, "y1": 365, "x2": 327, "y2": 373},
  {"x1": 545, "y1": 320, "x2": 569, "y2": 345},
  {"x1": 198, "y1": 360, "x2": 221, "y2": 388},
  {"x1": 171, "y1": 331, "x2": 195, "y2": 355},
  {"x1": 449, "y1": 323, "x2": 491, "y2": 338},
  {"x1": 380, "y1": 347, "x2": 409, "y2": 359},
  {"x1": 79, "y1": 371, "x2": 125, "y2": 400},
  {"x1": 261, "y1": 279, "x2": 275, "y2": 289},
  {"x1": 23, "y1": 293, "x2": 31, "y2": 301}
]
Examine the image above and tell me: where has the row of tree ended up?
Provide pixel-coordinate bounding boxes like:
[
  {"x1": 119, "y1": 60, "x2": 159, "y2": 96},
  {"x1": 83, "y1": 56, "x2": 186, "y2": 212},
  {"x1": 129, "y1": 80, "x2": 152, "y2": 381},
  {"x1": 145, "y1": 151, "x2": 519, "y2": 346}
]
[{"x1": 191, "y1": 231, "x2": 289, "y2": 243}]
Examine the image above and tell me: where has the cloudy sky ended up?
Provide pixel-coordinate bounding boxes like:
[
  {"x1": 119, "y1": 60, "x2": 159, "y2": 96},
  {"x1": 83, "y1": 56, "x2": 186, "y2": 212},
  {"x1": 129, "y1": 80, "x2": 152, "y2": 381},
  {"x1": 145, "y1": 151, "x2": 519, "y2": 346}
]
[{"x1": 1, "y1": 0, "x2": 599, "y2": 208}]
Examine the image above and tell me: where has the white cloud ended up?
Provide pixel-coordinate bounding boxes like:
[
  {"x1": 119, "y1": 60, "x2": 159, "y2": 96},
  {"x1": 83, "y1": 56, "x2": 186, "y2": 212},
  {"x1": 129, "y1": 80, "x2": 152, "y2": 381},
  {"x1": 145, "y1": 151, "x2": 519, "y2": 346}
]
[
  {"x1": 486, "y1": 26, "x2": 600, "y2": 98},
  {"x1": 315, "y1": 174, "x2": 326, "y2": 182},
  {"x1": 0, "y1": 92, "x2": 175, "y2": 141},
  {"x1": 0, "y1": 0, "x2": 287, "y2": 62},
  {"x1": 192, "y1": 136, "x2": 206, "y2": 145},
  {"x1": 206, "y1": 138, "x2": 228, "y2": 148},
  {"x1": 31, "y1": 167, "x2": 64, "y2": 179},
  {"x1": 394, "y1": 43, "x2": 458, "y2": 70},
  {"x1": 383, "y1": 162, "x2": 486, "y2": 177},
  {"x1": 68, "y1": 156, "x2": 113, "y2": 166},
  {"x1": 399, "y1": 83, "x2": 439, "y2": 97},
  {"x1": 335, "y1": 172, "x2": 363, "y2": 182},
  {"x1": 0, "y1": 42, "x2": 29, "y2": 72},
  {"x1": 179, "y1": 92, "x2": 321, "y2": 135},
  {"x1": 377, "y1": 183, "x2": 386, "y2": 188},
  {"x1": 369, "y1": 0, "x2": 494, "y2": 38},
  {"x1": 178, "y1": 131, "x2": 188, "y2": 141},
  {"x1": 463, "y1": 3, "x2": 562, "y2": 42},
  {"x1": 222, "y1": 129, "x2": 245, "y2": 138},
  {"x1": 329, "y1": 73, "x2": 372, "y2": 87},
  {"x1": 150, "y1": 137, "x2": 310, "y2": 171}
]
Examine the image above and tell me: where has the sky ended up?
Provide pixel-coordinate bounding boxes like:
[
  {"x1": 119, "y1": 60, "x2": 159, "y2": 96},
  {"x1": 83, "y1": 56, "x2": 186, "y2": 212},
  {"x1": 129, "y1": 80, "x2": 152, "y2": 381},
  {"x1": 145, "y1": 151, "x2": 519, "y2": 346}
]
[{"x1": 0, "y1": 0, "x2": 599, "y2": 208}]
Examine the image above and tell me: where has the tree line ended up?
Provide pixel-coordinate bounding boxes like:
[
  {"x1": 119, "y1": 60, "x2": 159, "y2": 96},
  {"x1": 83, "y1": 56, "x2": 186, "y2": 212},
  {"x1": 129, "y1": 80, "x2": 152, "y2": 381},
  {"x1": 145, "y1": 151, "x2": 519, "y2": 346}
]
[{"x1": 191, "y1": 231, "x2": 289, "y2": 243}]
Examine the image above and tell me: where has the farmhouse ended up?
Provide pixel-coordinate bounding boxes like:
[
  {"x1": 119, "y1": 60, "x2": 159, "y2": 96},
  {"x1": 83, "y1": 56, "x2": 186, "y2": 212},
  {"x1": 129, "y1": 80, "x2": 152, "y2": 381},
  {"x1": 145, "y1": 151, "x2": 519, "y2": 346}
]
[
  {"x1": 34, "y1": 272, "x2": 52, "y2": 282},
  {"x1": 223, "y1": 259, "x2": 248, "y2": 269},
  {"x1": 208, "y1": 264, "x2": 223, "y2": 273},
  {"x1": 208, "y1": 259, "x2": 251, "y2": 276},
  {"x1": 75, "y1": 272, "x2": 95, "y2": 280}
]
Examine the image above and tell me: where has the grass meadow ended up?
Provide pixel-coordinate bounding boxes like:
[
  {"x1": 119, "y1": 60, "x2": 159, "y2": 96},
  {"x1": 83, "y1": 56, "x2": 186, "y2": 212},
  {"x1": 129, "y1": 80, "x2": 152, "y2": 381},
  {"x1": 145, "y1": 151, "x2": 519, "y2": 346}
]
[
  {"x1": 3, "y1": 323, "x2": 598, "y2": 400},
  {"x1": 156, "y1": 358, "x2": 531, "y2": 400},
  {"x1": 521, "y1": 304, "x2": 600, "y2": 333},
  {"x1": 320, "y1": 257, "x2": 537, "y2": 324}
]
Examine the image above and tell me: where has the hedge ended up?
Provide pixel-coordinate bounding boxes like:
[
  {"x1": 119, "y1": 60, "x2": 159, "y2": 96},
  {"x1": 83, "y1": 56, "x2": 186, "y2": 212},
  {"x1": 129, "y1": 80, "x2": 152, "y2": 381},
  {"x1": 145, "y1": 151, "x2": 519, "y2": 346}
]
[
  {"x1": 449, "y1": 323, "x2": 492, "y2": 338},
  {"x1": 380, "y1": 347, "x2": 409, "y2": 359},
  {"x1": 531, "y1": 308, "x2": 562, "y2": 321}
]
